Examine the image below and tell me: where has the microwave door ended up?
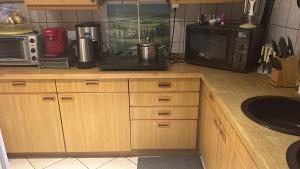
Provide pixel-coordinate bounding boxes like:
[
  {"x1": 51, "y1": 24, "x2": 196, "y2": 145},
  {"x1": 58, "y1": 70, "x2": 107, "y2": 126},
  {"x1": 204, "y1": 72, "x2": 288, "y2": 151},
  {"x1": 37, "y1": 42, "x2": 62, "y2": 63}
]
[{"x1": 0, "y1": 37, "x2": 29, "y2": 62}]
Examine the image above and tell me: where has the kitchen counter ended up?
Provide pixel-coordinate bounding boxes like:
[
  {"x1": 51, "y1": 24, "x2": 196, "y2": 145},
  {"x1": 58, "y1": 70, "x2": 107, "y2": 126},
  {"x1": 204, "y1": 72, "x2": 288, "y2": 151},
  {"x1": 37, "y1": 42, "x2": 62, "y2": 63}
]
[{"x1": 0, "y1": 63, "x2": 299, "y2": 169}]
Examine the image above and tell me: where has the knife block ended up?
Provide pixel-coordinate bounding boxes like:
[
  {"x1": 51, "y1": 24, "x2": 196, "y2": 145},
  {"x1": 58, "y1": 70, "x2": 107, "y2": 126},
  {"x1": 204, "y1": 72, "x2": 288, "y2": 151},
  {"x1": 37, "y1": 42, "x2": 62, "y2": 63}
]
[{"x1": 270, "y1": 55, "x2": 298, "y2": 87}]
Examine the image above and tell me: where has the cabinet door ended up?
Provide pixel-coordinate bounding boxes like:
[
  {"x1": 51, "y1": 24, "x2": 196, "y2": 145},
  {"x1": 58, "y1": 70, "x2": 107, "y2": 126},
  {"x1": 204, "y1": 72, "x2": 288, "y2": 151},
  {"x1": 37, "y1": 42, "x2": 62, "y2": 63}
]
[
  {"x1": 216, "y1": 129, "x2": 247, "y2": 169},
  {"x1": 199, "y1": 97, "x2": 219, "y2": 169},
  {"x1": 0, "y1": 94, "x2": 65, "y2": 153},
  {"x1": 59, "y1": 93, "x2": 130, "y2": 152}
]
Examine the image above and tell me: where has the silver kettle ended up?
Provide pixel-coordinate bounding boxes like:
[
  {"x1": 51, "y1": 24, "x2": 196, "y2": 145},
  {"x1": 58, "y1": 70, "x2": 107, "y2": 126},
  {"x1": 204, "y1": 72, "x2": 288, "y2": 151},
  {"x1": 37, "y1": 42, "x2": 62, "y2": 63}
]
[{"x1": 137, "y1": 37, "x2": 159, "y2": 63}]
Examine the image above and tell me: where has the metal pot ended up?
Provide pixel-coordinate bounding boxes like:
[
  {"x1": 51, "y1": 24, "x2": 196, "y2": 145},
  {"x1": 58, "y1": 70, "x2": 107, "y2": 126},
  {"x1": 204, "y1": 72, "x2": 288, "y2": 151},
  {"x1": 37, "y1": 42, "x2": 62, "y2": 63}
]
[{"x1": 137, "y1": 37, "x2": 159, "y2": 62}]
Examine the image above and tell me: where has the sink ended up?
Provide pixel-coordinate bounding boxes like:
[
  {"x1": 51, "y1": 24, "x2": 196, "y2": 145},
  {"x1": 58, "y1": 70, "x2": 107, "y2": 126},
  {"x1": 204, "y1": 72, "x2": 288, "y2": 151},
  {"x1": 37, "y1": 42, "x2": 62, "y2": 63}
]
[
  {"x1": 241, "y1": 96, "x2": 300, "y2": 136},
  {"x1": 287, "y1": 140, "x2": 300, "y2": 169}
]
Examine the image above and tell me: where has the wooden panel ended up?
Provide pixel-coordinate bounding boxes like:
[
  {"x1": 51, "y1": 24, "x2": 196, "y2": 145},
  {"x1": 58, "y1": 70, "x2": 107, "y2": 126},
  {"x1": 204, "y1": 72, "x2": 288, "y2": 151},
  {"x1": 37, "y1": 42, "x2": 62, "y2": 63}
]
[
  {"x1": 131, "y1": 120, "x2": 197, "y2": 149},
  {"x1": 59, "y1": 93, "x2": 130, "y2": 152},
  {"x1": 170, "y1": 0, "x2": 241, "y2": 4},
  {"x1": 56, "y1": 79, "x2": 128, "y2": 93},
  {"x1": 0, "y1": 80, "x2": 56, "y2": 93},
  {"x1": 25, "y1": 0, "x2": 97, "y2": 5},
  {"x1": 0, "y1": 94, "x2": 65, "y2": 153},
  {"x1": 130, "y1": 92, "x2": 199, "y2": 107},
  {"x1": 203, "y1": 84, "x2": 215, "y2": 108},
  {"x1": 129, "y1": 79, "x2": 200, "y2": 92},
  {"x1": 214, "y1": 102, "x2": 259, "y2": 169},
  {"x1": 199, "y1": 97, "x2": 219, "y2": 169},
  {"x1": 130, "y1": 107, "x2": 198, "y2": 120}
]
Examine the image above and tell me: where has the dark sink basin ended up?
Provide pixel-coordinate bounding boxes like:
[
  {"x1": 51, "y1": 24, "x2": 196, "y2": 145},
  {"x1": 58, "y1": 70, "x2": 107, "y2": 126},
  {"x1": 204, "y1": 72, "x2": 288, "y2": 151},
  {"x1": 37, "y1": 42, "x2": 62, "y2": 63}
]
[
  {"x1": 287, "y1": 140, "x2": 300, "y2": 169},
  {"x1": 241, "y1": 96, "x2": 300, "y2": 136}
]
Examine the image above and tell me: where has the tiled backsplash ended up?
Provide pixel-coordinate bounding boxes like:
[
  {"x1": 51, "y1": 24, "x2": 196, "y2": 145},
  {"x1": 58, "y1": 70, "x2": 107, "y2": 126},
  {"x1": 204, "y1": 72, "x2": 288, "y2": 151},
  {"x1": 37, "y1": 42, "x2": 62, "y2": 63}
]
[
  {"x1": 0, "y1": 1, "x2": 244, "y2": 54},
  {"x1": 266, "y1": 0, "x2": 300, "y2": 60}
]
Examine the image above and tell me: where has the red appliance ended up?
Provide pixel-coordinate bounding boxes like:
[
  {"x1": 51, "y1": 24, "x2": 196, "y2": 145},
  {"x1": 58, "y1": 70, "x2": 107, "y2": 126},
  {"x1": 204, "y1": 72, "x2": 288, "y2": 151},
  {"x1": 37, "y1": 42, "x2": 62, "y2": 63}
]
[{"x1": 43, "y1": 27, "x2": 68, "y2": 57}]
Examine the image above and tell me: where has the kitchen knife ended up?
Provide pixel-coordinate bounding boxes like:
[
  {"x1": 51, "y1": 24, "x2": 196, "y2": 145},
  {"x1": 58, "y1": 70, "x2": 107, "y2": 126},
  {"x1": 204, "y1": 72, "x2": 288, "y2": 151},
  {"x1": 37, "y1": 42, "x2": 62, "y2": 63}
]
[
  {"x1": 271, "y1": 57, "x2": 282, "y2": 70},
  {"x1": 278, "y1": 37, "x2": 290, "y2": 58},
  {"x1": 271, "y1": 40, "x2": 280, "y2": 56},
  {"x1": 287, "y1": 36, "x2": 295, "y2": 55}
]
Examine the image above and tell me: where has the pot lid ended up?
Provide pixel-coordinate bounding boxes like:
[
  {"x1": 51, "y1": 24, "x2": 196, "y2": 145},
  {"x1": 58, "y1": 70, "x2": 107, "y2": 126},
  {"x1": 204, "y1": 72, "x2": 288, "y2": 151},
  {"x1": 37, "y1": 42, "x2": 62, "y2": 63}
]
[{"x1": 140, "y1": 37, "x2": 158, "y2": 47}]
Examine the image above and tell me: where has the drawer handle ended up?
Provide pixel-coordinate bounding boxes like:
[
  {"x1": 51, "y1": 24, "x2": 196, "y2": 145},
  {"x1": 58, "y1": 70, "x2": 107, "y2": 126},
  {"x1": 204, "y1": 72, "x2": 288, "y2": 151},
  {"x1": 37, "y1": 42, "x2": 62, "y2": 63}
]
[
  {"x1": 85, "y1": 80, "x2": 99, "y2": 86},
  {"x1": 213, "y1": 117, "x2": 219, "y2": 128},
  {"x1": 158, "y1": 96, "x2": 171, "y2": 102},
  {"x1": 42, "y1": 96, "x2": 55, "y2": 101},
  {"x1": 158, "y1": 111, "x2": 171, "y2": 116},
  {"x1": 12, "y1": 81, "x2": 26, "y2": 87},
  {"x1": 61, "y1": 96, "x2": 74, "y2": 101},
  {"x1": 209, "y1": 92, "x2": 214, "y2": 102},
  {"x1": 158, "y1": 82, "x2": 172, "y2": 88},
  {"x1": 220, "y1": 129, "x2": 227, "y2": 142},
  {"x1": 157, "y1": 122, "x2": 171, "y2": 128}
]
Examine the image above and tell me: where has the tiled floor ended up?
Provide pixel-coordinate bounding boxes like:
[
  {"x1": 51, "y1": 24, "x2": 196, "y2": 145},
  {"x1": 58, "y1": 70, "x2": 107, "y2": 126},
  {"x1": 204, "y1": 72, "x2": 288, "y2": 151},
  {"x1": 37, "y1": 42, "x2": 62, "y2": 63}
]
[{"x1": 9, "y1": 157, "x2": 138, "y2": 169}]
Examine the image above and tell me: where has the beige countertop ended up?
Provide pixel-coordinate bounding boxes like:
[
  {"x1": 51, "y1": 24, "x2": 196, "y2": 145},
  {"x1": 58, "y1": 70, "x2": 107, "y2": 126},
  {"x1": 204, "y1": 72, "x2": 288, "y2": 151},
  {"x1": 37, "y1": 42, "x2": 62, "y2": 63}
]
[{"x1": 0, "y1": 63, "x2": 299, "y2": 169}]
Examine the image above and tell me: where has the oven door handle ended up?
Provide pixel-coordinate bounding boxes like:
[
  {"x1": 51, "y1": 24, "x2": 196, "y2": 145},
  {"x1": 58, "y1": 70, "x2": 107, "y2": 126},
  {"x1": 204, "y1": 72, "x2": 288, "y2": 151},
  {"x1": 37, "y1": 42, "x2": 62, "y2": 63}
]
[{"x1": 0, "y1": 37, "x2": 25, "y2": 41}]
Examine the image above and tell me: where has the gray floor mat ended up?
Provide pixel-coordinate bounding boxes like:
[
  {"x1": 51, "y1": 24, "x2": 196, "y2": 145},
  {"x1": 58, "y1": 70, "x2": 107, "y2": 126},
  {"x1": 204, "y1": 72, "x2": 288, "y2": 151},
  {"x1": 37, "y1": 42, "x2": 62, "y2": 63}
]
[{"x1": 137, "y1": 156, "x2": 204, "y2": 169}]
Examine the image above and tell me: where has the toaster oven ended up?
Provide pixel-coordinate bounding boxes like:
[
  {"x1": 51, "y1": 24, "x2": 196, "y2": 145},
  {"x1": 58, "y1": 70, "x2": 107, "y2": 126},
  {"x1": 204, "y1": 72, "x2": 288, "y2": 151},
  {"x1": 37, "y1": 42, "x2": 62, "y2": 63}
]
[{"x1": 0, "y1": 34, "x2": 43, "y2": 66}]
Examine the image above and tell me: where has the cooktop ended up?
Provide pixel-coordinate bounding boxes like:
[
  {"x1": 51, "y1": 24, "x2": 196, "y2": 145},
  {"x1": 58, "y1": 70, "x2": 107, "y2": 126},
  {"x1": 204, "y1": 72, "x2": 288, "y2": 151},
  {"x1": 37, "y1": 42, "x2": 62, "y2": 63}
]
[{"x1": 99, "y1": 54, "x2": 168, "y2": 71}]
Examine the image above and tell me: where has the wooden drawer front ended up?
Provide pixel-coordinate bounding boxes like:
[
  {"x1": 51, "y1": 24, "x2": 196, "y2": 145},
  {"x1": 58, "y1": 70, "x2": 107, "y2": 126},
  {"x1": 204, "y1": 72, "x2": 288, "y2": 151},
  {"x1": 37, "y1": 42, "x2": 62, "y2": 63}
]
[
  {"x1": 131, "y1": 120, "x2": 197, "y2": 149},
  {"x1": 56, "y1": 79, "x2": 128, "y2": 93},
  {"x1": 130, "y1": 92, "x2": 199, "y2": 106},
  {"x1": 129, "y1": 79, "x2": 200, "y2": 92},
  {"x1": 0, "y1": 80, "x2": 56, "y2": 93},
  {"x1": 130, "y1": 107, "x2": 198, "y2": 120}
]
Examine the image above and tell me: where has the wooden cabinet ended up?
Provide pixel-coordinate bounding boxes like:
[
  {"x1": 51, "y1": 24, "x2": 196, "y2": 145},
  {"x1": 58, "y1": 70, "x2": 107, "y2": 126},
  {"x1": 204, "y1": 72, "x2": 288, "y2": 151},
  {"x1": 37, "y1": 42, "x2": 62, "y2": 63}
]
[
  {"x1": 0, "y1": 94, "x2": 65, "y2": 153},
  {"x1": 199, "y1": 85, "x2": 258, "y2": 169},
  {"x1": 170, "y1": 0, "x2": 242, "y2": 4},
  {"x1": 24, "y1": 0, "x2": 100, "y2": 10},
  {"x1": 58, "y1": 93, "x2": 130, "y2": 152},
  {"x1": 130, "y1": 78, "x2": 200, "y2": 150}
]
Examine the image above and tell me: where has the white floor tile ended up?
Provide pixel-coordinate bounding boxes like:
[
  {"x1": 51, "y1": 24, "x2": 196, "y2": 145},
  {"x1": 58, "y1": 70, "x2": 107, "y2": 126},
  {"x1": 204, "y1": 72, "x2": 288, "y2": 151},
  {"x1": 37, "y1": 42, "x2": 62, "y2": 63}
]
[
  {"x1": 78, "y1": 158, "x2": 113, "y2": 169},
  {"x1": 28, "y1": 158, "x2": 64, "y2": 169},
  {"x1": 99, "y1": 158, "x2": 137, "y2": 169},
  {"x1": 9, "y1": 159, "x2": 34, "y2": 169},
  {"x1": 127, "y1": 157, "x2": 138, "y2": 165},
  {"x1": 45, "y1": 158, "x2": 87, "y2": 169}
]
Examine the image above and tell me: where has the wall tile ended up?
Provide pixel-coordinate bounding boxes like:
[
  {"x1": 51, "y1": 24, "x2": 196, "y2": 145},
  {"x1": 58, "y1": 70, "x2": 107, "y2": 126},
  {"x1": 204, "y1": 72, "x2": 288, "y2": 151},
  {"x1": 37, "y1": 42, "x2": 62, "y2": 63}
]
[
  {"x1": 101, "y1": 22, "x2": 110, "y2": 43},
  {"x1": 274, "y1": 26, "x2": 287, "y2": 42},
  {"x1": 276, "y1": 0, "x2": 291, "y2": 26},
  {"x1": 62, "y1": 22, "x2": 77, "y2": 31},
  {"x1": 170, "y1": 5, "x2": 185, "y2": 21},
  {"x1": 93, "y1": 4, "x2": 108, "y2": 22},
  {"x1": 12, "y1": 2, "x2": 31, "y2": 22},
  {"x1": 46, "y1": 10, "x2": 62, "y2": 23},
  {"x1": 47, "y1": 22, "x2": 63, "y2": 27},
  {"x1": 32, "y1": 22, "x2": 48, "y2": 33},
  {"x1": 30, "y1": 10, "x2": 46, "y2": 23},
  {"x1": 77, "y1": 10, "x2": 93, "y2": 23},
  {"x1": 185, "y1": 4, "x2": 200, "y2": 22},
  {"x1": 231, "y1": 3, "x2": 243, "y2": 23},
  {"x1": 269, "y1": 0, "x2": 281, "y2": 25},
  {"x1": 171, "y1": 42, "x2": 180, "y2": 53},
  {"x1": 286, "y1": 28, "x2": 298, "y2": 52},
  {"x1": 287, "y1": 0, "x2": 300, "y2": 29},
  {"x1": 0, "y1": 2, "x2": 12, "y2": 7},
  {"x1": 200, "y1": 4, "x2": 217, "y2": 15},
  {"x1": 266, "y1": 24, "x2": 276, "y2": 42},
  {"x1": 61, "y1": 11, "x2": 77, "y2": 23},
  {"x1": 216, "y1": 3, "x2": 233, "y2": 21},
  {"x1": 170, "y1": 21, "x2": 184, "y2": 42}
]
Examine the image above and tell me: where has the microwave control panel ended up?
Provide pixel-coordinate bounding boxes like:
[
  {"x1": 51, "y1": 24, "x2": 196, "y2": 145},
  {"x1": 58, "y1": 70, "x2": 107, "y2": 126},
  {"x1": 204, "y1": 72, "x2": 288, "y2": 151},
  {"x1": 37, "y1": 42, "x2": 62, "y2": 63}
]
[{"x1": 232, "y1": 30, "x2": 251, "y2": 71}]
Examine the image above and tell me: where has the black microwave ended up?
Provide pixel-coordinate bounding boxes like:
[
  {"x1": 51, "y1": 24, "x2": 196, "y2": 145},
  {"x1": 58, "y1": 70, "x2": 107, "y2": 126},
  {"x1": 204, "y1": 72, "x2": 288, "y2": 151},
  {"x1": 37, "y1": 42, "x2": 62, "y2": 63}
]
[{"x1": 185, "y1": 24, "x2": 263, "y2": 73}]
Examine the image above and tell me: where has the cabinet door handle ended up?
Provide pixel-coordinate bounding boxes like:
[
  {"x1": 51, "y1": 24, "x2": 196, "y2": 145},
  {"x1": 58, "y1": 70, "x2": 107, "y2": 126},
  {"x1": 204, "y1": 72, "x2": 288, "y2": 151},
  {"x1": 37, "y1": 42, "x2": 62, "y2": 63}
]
[
  {"x1": 42, "y1": 96, "x2": 55, "y2": 101},
  {"x1": 158, "y1": 111, "x2": 171, "y2": 116},
  {"x1": 61, "y1": 96, "x2": 74, "y2": 101},
  {"x1": 209, "y1": 92, "x2": 214, "y2": 102},
  {"x1": 158, "y1": 82, "x2": 172, "y2": 88},
  {"x1": 85, "y1": 80, "x2": 99, "y2": 86},
  {"x1": 158, "y1": 96, "x2": 171, "y2": 102},
  {"x1": 11, "y1": 81, "x2": 26, "y2": 87},
  {"x1": 157, "y1": 122, "x2": 171, "y2": 128},
  {"x1": 213, "y1": 117, "x2": 219, "y2": 128},
  {"x1": 220, "y1": 129, "x2": 227, "y2": 142}
]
